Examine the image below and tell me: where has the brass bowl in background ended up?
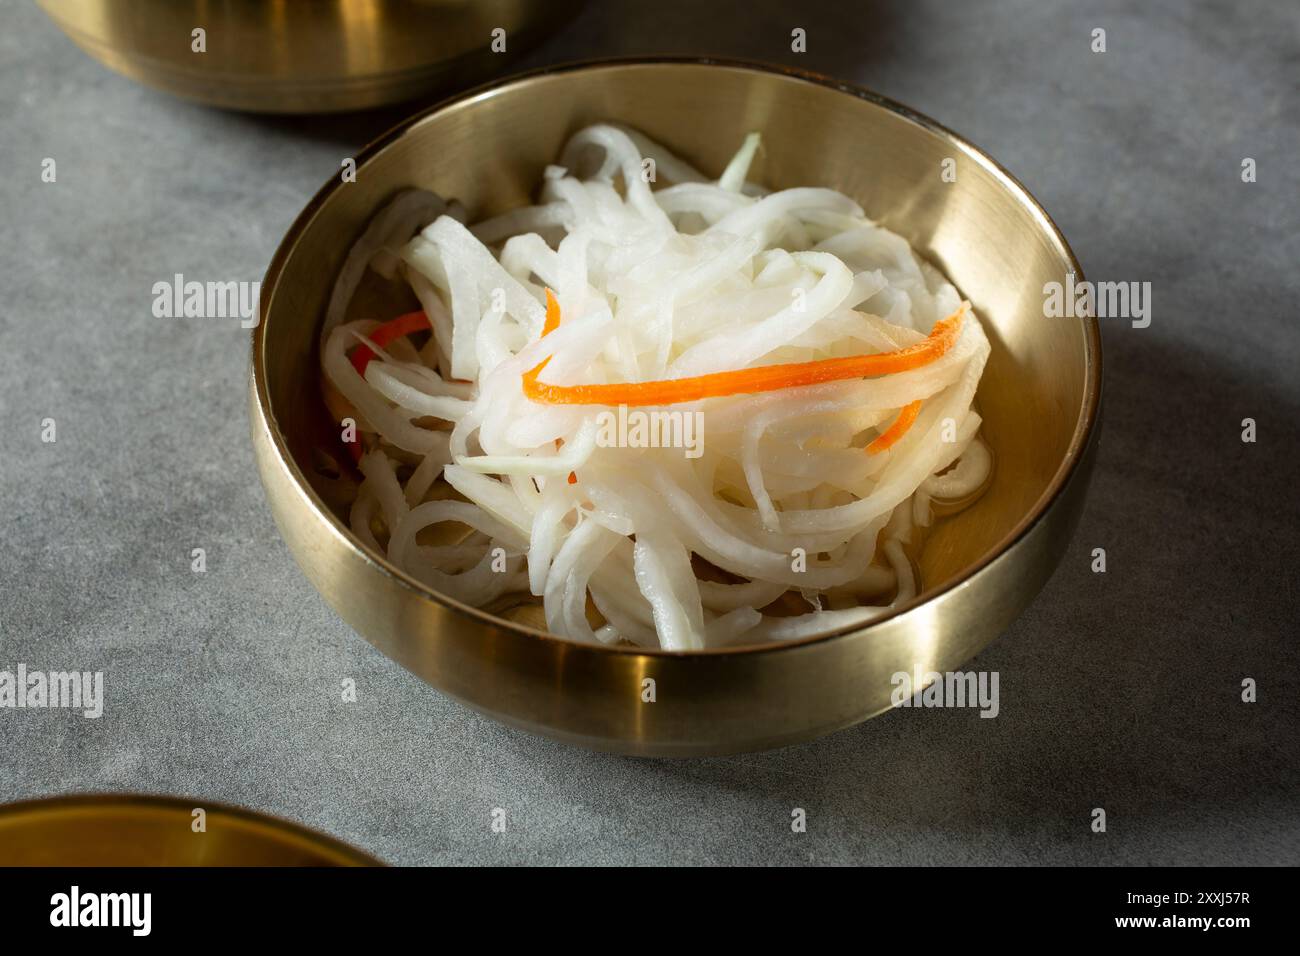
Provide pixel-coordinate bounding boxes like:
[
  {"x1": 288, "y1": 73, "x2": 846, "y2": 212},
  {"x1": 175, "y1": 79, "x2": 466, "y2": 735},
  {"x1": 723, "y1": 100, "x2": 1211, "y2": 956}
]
[
  {"x1": 251, "y1": 58, "x2": 1102, "y2": 756},
  {"x1": 36, "y1": 0, "x2": 583, "y2": 113},
  {"x1": 0, "y1": 794, "x2": 382, "y2": 866}
]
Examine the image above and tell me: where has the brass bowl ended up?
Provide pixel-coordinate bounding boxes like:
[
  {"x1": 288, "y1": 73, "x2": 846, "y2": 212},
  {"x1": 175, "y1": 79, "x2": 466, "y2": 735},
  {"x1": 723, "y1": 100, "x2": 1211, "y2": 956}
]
[
  {"x1": 0, "y1": 794, "x2": 382, "y2": 866},
  {"x1": 251, "y1": 58, "x2": 1102, "y2": 756},
  {"x1": 36, "y1": 0, "x2": 583, "y2": 113}
]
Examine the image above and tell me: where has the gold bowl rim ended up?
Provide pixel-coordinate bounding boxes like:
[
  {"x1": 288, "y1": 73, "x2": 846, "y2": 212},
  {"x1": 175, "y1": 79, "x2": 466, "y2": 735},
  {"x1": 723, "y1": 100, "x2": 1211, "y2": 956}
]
[
  {"x1": 252, "y1": 55, "x2": 1103, "y2": 659},
  {"x1": 0, "y1": 792, "x2": 384, "y2": 865}
]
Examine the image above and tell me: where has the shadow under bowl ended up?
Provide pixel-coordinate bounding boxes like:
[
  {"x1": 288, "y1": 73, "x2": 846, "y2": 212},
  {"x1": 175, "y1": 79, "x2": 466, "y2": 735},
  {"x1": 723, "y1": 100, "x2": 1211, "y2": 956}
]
[{"x1": 251, "y1": 58, "x2": 1101, "y2": 756}]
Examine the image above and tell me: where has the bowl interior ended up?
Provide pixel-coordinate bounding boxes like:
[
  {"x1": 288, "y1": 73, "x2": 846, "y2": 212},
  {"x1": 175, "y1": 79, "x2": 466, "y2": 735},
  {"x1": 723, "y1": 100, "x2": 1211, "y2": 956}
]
[
  {"x1": 0, "y1": 795, "x2": 380, "y2": 866},
  {"x1": 259, "y1": 61, "x2": 1092, "y2": 642}
]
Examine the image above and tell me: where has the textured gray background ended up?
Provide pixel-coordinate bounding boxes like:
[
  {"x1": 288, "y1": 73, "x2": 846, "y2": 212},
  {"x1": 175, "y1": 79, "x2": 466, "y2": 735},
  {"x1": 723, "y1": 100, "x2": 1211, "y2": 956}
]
[{"x1": 1, "y1": 0, "x2": 1297, "y2": 865}]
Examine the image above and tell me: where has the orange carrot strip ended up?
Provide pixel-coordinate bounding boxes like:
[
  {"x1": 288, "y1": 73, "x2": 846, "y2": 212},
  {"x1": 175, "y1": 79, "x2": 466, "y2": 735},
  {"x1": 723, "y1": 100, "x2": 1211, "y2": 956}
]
[
  {"x1": 349, "y1": 310, "x2": 431, "y2": 377},
  {"x1": 523, "y1": 292, "x2": 966, "y2": 407},
  {"x1": 542, "y1": 287, "x2": 562, "y2": 336},
  {"x1": 344, "y1": 437, "x2": 363, "y2": 465},
  {"x1": 544, "y1": 292, "x2": 577, "y2": 484},
  {"x1": 866, "y1": 400, "x2": 922, "y2": 454},
  {"x1": 342, "y1": 309, "x2": 431, "y2": 464}
]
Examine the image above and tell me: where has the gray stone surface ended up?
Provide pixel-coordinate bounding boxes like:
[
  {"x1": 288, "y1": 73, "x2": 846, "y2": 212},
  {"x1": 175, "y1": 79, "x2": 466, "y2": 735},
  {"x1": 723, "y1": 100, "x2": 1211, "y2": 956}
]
[{"x1": 1, "y1": 0, "x2": 1296, "y2": 865}]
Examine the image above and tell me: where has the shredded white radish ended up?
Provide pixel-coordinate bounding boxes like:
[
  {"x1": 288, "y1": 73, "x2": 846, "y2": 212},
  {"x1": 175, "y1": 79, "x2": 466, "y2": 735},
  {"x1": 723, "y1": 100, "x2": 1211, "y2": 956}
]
[{"x1": 321, "y1": 125, "x2": 992, "y2": 649}]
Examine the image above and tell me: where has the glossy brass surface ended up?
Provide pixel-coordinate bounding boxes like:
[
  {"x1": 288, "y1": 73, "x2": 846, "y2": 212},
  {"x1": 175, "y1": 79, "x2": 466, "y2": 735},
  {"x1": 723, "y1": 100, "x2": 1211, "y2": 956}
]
[
  {"x1": 36, "y1": 0, "x2": 583, "y2": 113},
  {"x1": 0, "y1": 794, "x2": 382, "y2": 865},
  {"x1": 251, "y1": 59, "x2": 1102, "y2": 756}
]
